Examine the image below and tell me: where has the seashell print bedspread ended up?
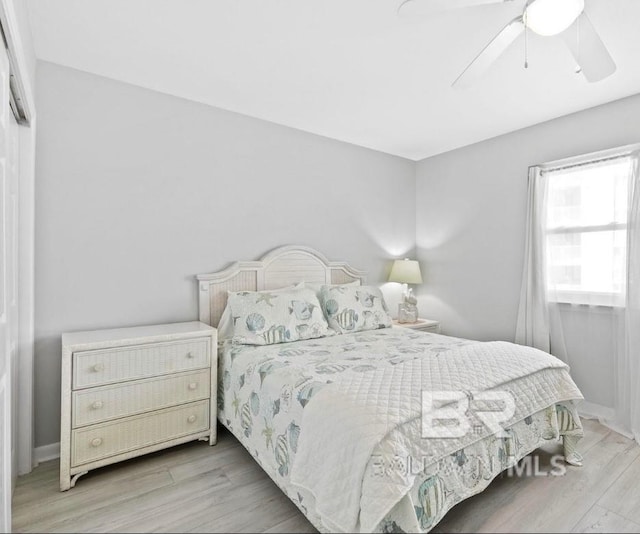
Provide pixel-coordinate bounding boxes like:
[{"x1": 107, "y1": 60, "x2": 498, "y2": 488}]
[{"x1": 218, "y1": 327, "x2": 584, "y2": 533}]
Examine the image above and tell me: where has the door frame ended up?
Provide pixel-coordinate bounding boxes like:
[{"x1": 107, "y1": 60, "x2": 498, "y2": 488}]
[
  {"x1": 0, "y1": 0, "x2": 36, "y2": 483},
  {"x1": 17, "y1": 117, "x2": 35, "y2": 476}
]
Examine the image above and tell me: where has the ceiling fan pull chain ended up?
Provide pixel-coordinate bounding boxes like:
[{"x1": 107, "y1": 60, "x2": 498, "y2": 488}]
[{"x1": 524, "y1": 17, "x2": 529, "y2": 69}]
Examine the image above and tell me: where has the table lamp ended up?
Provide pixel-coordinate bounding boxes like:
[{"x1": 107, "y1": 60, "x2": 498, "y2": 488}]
[{"x1": 388, "y1": 258, "x2": 423, "y2": 323}]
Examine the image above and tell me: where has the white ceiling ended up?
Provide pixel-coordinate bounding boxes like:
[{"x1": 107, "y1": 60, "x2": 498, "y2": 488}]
[{"x1": 27, "y1": 0, "x2": 640, "y2": 160}]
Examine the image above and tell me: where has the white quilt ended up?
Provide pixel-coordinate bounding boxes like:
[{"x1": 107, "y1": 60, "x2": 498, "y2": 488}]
[{"x1": 289, "y1": 340, "x2": 583, "y2": 532}]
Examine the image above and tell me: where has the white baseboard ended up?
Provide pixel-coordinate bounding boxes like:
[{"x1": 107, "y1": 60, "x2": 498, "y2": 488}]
[
  {"x1": 578, "y1": 401, "x2": 635, "y2": 440},
  {"x1": 578, "y1": 400, "x2": 615, "y2": 421},
  {"x1": 35, "y1": 442, "x2": 60, "y2": 464}
]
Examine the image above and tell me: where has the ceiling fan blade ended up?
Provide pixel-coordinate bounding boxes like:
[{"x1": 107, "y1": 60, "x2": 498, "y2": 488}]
[
  {"x1": 561, "y1": 12, "x2": 616, "y2": 83},
  {"x1": 398, "y1": 0, "x2": 511, "y2": 17},
  {"x1": 452, "y1": 16, "x2": 524, "y2": 87}
]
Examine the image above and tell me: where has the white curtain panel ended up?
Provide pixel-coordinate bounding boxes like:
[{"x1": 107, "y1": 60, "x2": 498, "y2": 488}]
[
  {"x1": 515, "y1": 167, "x2": 569, "y2": 362},
  {"x1": 516, "y1": 153, "x2": 640, "y2": 443},
  {"x1": 515, "y1": 166, "x2": 551, "y2": 353},
  {"x1": 621, "y1": 156, "x2": 640, "y2": 442}
]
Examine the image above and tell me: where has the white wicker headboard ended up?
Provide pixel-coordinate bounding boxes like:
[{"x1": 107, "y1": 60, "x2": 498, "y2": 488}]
[{"x1": 196, "y1": 245, "x2": 367, "y2": 327}]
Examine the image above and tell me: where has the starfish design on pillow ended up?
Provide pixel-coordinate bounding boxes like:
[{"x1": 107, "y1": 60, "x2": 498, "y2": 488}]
[
  {"x1": 262, "y1": 419, "x2": 275, "y2": 449},
  {"x1": 255, "y1": 292, "x2": 277, "y2": 307}
]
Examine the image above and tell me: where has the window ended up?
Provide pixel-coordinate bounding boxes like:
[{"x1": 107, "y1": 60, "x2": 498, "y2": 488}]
[{"x1": 544, "y1": 153, "x2": 634, "y2": 306}]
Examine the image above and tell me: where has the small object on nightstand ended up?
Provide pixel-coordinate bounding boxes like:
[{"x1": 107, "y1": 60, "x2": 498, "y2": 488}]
[
  {"x1": 59, "y1": 321, "x2": 217, "y2": 491},
  {"x1": 392, "y1": 318, "x2": 441, "y2": 334},
  {"x1": 398, "y1": 289, "x2": 418, "y2": 323}
]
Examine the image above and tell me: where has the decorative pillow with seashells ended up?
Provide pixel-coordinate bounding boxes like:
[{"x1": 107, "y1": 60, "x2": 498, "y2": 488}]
[
  {"x1": 319, "y1": 284, "x2": 392, "y2": 334},
  {"x1": 226, "y1": 284, "x2": 333, "y2": 345}
]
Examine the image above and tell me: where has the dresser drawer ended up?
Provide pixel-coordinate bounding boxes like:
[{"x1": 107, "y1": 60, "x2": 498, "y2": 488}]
[
  {"x1": 72, "y1": 369, "x2": 211, "y2": 428},
  {"x1": 72, "y1": 338, "x2": 210, "y2": 389},
  {"x1": 71, "y1": 400, "x2": 209, "y2": 467}
]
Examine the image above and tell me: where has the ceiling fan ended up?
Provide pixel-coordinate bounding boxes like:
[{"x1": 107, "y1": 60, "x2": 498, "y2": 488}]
[{"x1": 398, "y1": 0, "x2": 616, "y2": 87}]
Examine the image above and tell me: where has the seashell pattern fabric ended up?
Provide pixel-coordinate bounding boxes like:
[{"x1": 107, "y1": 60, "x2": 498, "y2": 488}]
[
  {"x1": 227, "y1": 284, "x2": 333, "y2": 345},
  {"x1": 319, "y1": 284, "x2": 392, "y2": 334}
]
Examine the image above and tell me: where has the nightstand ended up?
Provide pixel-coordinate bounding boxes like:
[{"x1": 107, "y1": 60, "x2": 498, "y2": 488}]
[
  {"x1": 60, "y1": 321, "x2": 217, "y2": 491},
  {"x1": 392, "y1": 318, "x2": 441, "y2": 334}
]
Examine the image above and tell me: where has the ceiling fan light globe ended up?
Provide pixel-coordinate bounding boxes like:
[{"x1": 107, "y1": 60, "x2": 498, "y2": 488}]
[{"x1": 525, "y1": 0, "x2": 585, "y2": 36}]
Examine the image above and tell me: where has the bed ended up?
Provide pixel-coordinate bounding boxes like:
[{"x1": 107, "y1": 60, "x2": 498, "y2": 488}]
[{"x1": 197, "y1": 245, "x2": 584, "y2": 533}]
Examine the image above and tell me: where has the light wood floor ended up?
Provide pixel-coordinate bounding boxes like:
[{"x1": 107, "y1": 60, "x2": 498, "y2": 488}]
[{"x1": 12, "y1": 419, "x2": 640, "y2": 533}]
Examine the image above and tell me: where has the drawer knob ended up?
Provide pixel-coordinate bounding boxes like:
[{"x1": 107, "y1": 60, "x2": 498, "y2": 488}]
[
  {"x1": 90, "y1": 437, "x2": 103, "y2": 447},
  {"x1": 187, "y1": 415, "x2": 197, "y2": 423},
  {"x1": 186, "y1": 352, "x2": 195, "y2": 359},
  {"x1": 188, "y1": 382, "x2": 198, "y2": 391},
  {"x1": 92, "y1": 363, "x2": 104, "y2": 372},
  {"x1": 91, "y1": 400, "x2": 104, "y2": 410}
]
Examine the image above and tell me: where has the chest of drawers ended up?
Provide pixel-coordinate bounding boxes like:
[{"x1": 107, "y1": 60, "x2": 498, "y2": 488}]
[{"x1": 60, "y1": 321, "x2": 217, "y2": 491}]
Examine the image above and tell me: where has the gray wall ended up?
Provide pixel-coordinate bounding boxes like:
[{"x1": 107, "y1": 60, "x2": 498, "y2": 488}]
[
  {"x1": 415, "y1": 92, "x2": 640, "y2": 408},
  {"x1": 35, "y1": 61, "x2": 415, "y2": 448},
  {"x1": 35, "y1": 58, "x2": 640, "y2": 446}
]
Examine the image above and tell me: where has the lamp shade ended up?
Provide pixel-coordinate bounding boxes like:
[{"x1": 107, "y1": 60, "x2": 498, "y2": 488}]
[{"x1": 388, "y1": 259, "x2": 423, "y2": 284}]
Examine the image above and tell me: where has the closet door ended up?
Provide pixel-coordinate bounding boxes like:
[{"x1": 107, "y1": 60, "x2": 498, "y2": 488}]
[
  {"x1": 0, "y1": 38, "x2": 12, "y2": 533},
  {"x1": 8, "y1": 96, "x2": 19, "y2": 498}
]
